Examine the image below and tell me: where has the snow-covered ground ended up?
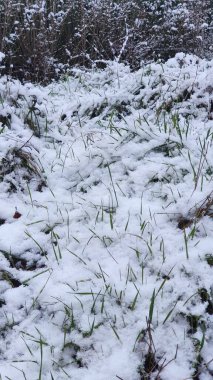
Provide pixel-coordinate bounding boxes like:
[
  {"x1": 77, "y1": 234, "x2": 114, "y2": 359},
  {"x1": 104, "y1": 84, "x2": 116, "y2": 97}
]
[{"x1": 0, "y1": 54, "x2": 212, "y2": 380}]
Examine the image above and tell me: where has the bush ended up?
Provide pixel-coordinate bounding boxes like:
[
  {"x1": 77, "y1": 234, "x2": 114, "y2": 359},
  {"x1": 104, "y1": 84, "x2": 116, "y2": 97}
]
[{"x1": 0, "y1": 0, "x2": 212, "y2": 83}]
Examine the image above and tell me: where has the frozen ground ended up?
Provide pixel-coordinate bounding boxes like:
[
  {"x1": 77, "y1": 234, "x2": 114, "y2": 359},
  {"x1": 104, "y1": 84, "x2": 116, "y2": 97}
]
[{"x1": 0, "y1": 53, "x2": 212, "y2": 380}]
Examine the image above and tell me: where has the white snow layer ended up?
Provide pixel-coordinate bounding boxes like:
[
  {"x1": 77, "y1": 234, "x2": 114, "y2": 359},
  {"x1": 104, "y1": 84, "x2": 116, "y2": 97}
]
[{"x1": 0, "y1": 53, "x2": 212, "y2": 380}]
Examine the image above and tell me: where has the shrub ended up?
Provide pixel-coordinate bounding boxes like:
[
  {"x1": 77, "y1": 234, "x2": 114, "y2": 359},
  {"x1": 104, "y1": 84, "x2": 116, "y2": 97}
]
[{"x1": 0, "y1": 0, "x2": 212, "y2": 82}]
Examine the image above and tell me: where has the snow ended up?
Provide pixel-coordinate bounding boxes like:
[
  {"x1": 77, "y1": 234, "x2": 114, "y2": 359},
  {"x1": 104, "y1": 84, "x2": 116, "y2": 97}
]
[
  {"x1": 0, "y1": 54, "x2": 213, "y2": 380},
  {"x1": 0, "y1": 52, "x2": 5, "y2": 63}
]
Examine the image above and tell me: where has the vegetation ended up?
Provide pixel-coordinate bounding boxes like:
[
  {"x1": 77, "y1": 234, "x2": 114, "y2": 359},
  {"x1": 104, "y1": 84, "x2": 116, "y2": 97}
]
[
  {"x1": 0, "y1": 55, "x2": 213, "y2": 379},
  {"x1": 0, "y1": 2, "x2": 213, "y2": 379},
  {"x1": 0, "y1": 0, "x2": 213, "y2": 82}
]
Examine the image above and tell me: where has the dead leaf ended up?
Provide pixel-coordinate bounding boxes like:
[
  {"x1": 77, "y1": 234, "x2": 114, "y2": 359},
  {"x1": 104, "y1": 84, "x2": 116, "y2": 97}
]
[{"x1": 13, "y1": 211, "x2": 22, "y2": 219}]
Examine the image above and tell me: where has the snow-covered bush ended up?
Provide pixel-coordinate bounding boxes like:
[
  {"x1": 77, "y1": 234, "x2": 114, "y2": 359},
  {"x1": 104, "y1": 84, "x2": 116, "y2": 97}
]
[{"x1": 0, "y1": 1, "x2": 212, "y2": 82}]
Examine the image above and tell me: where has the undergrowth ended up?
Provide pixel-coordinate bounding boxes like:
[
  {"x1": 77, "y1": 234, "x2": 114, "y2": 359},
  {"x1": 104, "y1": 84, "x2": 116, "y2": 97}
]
[{"x1": 0, "y1": 54, "x2": 213, "y2": 380}]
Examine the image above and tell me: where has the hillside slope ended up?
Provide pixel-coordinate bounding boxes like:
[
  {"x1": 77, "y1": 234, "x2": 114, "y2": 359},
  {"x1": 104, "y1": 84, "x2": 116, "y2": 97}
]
[{"x1": 0, "y1": 54, "x2": 212, "y2": 380}]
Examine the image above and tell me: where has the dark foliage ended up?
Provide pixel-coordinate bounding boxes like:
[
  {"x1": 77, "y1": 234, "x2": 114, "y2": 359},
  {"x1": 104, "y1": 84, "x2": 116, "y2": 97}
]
[{"x1": 0, "y1": 0, "x2": 212, "y2": 82}]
